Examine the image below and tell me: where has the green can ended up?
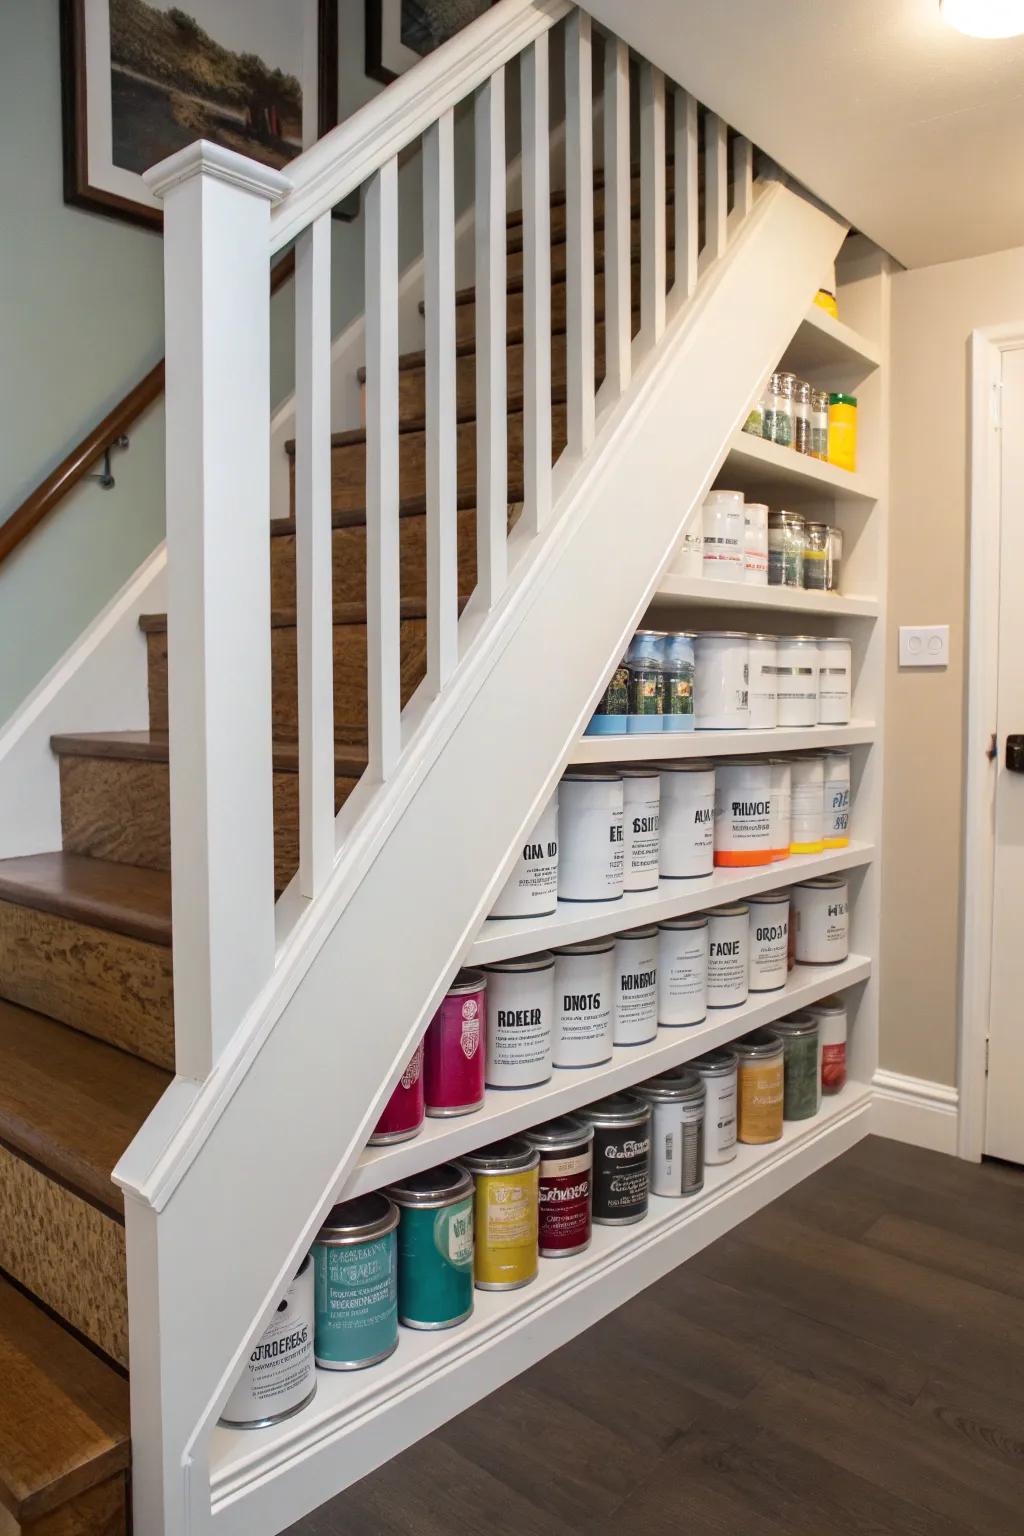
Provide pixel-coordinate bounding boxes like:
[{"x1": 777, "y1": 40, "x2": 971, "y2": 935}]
[
  {"x1": 387, "y1": 1164, "x2": 475, "y2": 1331},
  {"x1": 774, "y1": 1012, "x2": 821, "y2": 1121},
  {"x1": 313, "y1": 1193, "x2": 399, "y2": 1370}
]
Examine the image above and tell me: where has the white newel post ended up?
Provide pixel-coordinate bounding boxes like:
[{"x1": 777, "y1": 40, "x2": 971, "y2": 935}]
[{"x1": 144, "y1": 142, "x2": 290, "y2": 1079}]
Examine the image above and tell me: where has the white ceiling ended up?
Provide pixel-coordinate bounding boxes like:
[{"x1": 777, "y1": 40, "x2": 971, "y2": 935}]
[{"x1": 585, "y1": 0, "x2": 1024, "y2": 268}]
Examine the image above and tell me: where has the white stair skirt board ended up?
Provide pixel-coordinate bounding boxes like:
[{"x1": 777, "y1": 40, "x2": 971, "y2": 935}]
[
  {"x1": 871, "y1": 1069, "x2": 959, "y2": 1156},
  {"x1": 209, "y1": 1082, "x2": 872, "y2": 1536}
]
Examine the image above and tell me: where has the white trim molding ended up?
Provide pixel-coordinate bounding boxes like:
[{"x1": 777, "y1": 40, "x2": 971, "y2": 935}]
[{"x1": 871, "y1": 1069, "x2": 959, "y2": 1156}]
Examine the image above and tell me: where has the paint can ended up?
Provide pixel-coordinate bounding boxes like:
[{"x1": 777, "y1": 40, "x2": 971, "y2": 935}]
[
  {"x1": 748, "y1": 890, "x2": 791, "y2": 992},
  {"x1": 817, "y1": 637, "x2": 852, "y2": 724},
  {"x1": 387, "y1": 1165, "x2": 474, "y2": 1331},
  {"x1": 734, "y1": 1029, "x2": 785, "y2": 1145},
  {"x1": 524, "y1": 1115, "x2": 594, "y2": 1258},
  {"x1": 657, "y1": 915, "x2": 708, "y2": 1026},
  {"x1": 578, "y1": 1094, "x2": 651, "y2": 1225},
  {"x1": 313, "y1": 1194, "x2": 399, "y2": 1370},
  {"x1": 670, "y1": 506, "x2": 704, "y2": 577},
  {"x1": 768, "y1": 758, "x2": 792, "y2": 862},
  {"x1": 748, "y1": 634, "x2": 778, "y2": 729},
  {"x1": 557, "y1": 770, "x2": 624, "y2": 903},
  {"x1": 423, "y1": 970, "x2": 487, "y2": 1117},
  {"x1": 585, "y1": 655, "x2": 629, "y2": 735},
  {"x1": 789, "y1": 754, "x2": 825, "y2": 853},
  {"x1": 613, "y1": 926, "x2": 659, "y2": 1046},
  {"x1": 489, "y1": 791, "x2": 559, "y2": 920},
  {"x1": 694, "y1": 632, "x2": 750, "y2": 730},
  {"x1": 808, "y1": 995, "x2": 848, "y2": 1094},
  {"x1": 658, "y1": 632, "x2": 696, "y2": 733},
  {"x1": 480, "y1": 953, "x2": 554, "y2": 1090},
  {"x1": 626, "y1": 630, "x2": 666, "y2": 734},
  {"x1": 659, "y1": 761, "x2": 716, "y2": 878},
  {"x1": 460, "y1": 1139, "x2": 539, "y2": 1291},
  {"x1": 706, "y1": 902, "x2": 750, "y2": 1008},
  {"x1": 775, "y1": 635, "x2": 819, "y2": 727},
  {"x1": 369, "y1": 1041, "x2": 424, "y2": 1146},
  {"x1": 690, "y1": 1047, "x2": 738, "y2": 1164},
  {"x1": 220, "y1": 1255, "x2": 316, "y2": 1428},
  {"x1": 821, "y1": 751, "x2": 851, "y2": 848},
  {"x1": 553, "y1": 939, "x2": 615, "y2": 1067},
  {"x1": 792, "y1": 877, "x2": 849, "y2": 964},
  {"x1": 744, "y1": 501, "x2": 770, "y2": 585},
  {"x1": 713, "y1": 759, "x2": 773, "y2": 867},
  {"x1": 635, "y1": 1069, "x2": 706, "y2": 1198},
  {"x1": 620, "y1": 767, "x2": 661, "y2": 892},
  {"x1": 702, "y1": 489, "x2": 746, "y2": 582},
  {"x1": 773, "y1": 1011, "x2": 822, "y2": 1121}
]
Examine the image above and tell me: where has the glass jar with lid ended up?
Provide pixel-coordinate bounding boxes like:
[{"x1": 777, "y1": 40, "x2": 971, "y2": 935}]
[
  {"x1": 810, "y1": 389, "x2": 830, "y2": 459},
  {"x1": 762, "y1": 371, "x2": 795, "y2": 447},
  {"x1": 792, "y1": 379, "x2": 812, "y2": 455},
  {"x1": 768, "y1": 510, "x2": 806, "y2": 587},
  {"x1": 802, "y1": 523, "x2": 830, "y2": 590},
  {"x1": 827, "y1": 526, "x2": 843, "y2": 591}
]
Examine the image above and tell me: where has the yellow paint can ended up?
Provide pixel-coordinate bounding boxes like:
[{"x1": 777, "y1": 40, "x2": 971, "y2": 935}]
[{"x1": 460, "y1": 1139, "x2": 539, "y2": 1291}]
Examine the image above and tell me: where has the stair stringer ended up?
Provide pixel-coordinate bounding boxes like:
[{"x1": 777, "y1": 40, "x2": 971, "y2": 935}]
[{"x1": 115, "y1": 180, "x2": 848, "y2": 1536}]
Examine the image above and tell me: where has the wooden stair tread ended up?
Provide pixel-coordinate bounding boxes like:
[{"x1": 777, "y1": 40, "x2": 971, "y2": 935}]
[
  {"x1": 139, "y1": 598, "x2": 463, "y2": 632},
  {"x1": 0, "y1": 998, "x2": 168, "y2": 1215},
  {"x1": 0, "y1": 852, "x2": 171, "y2": 947},
  {"x1": 51, "y1": 729, "x2": 369, "y2": 778},
  {"x1": 0, "y1": 1273, "x2": 129, "y2": 1525}
]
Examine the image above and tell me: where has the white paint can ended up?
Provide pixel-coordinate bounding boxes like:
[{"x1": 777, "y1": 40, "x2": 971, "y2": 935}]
[
  {"x1": 790, "y1": 755, "x2": 825, "y2": 853},
  {"x1": 748, "y1": 634, "x2": 778, "y2": 730},
  {"x1": 817, "y1": 637, "x2": 852, "y2": 724},
  {"x1": 620, "y1": 768, "x2": 660, "y2": 892},
  {"x1": 657, "y1": 915, "x2": 708, "y2": 1026},
  {"x1": 744, "y1": 502, "x2": 769, "y2": 585},
  {"x1": 557, "y1": 771, "x2": 624, "y2": 903},
  {"x1": 694, "y1": 632, "x2": 750, "y2": 730},
  {"x1": 690, "y1": 1047, "x2": 738, "y2": 1164},
  {"x1": 821, "y1": 751, "x2": 851, "y2": 847},
  {"x1": 792, "y1": 877, "x2": 849, "y2": 964},
  {"x1": 659, "y1": 761, "x2": 715, "y2": 878},
  {"x1": 481, "y1": 952, "x2": 555, "y2": 1089},
  {"x1": 768, "y1": 758, "x2": 792, "y2": 862},
  {"x1": 553, "y1": 939, "x2": 615, "y2": 1067},
  {"x1": 713, "y1": 759, "x2": 774, "y2": 868},
  {"x1": 747, "y1": 890, "x2": 790, "y2": 992},
  {"x1": 613, "y1": 926, "x2": 659, "y2": 1046},
  {"x1": 702, "y1": 489, "x2": 745, "y2": 582},
  {"x1": 635, "y1": 1070, "x2": 706, "y2": 1197},
  {"x1": 490, "y1": 790, "x2": 559, "y2": 920},
  {"x1": 220, "y1": 1256, "x2": 316, "y2": 1429},
  {"x1": 706, "y1": 903, "x2": 750, "y2": 1008},
  {"x1": 775, "y1": 635, "x2": 819, "y2": 727}
]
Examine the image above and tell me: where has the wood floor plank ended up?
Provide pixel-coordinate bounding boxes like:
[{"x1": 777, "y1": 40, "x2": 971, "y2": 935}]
[{"x1": 863, "y1": 1211, "x2": 1024, "y2": 1300}]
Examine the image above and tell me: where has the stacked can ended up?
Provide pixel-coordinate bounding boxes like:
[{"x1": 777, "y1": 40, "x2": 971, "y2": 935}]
[
  {"x1": 706, "y1": 904, "x2": 749, "y2": 1008},
  {"x1": 713, "y1": 760, "x2": 773, "y2": 868},
  {"x1": 424, "y1": 970, "x2": 486, "y2": 1117},
  {"x1": 578, "y1": 1094, "x2": 651, "y2": 1225},
  {"x1": 461, "y1": 1139, "x2": 539, "y2": 1291},
  {"x1": 525, "y1": 1116, "x2": 594, "y2": 1257},
  {"x1": 690, "y1": 1047, "x2": 738, "y2": 1164},
  {"x1": 490, "y1": 791, "x2": 559, "y2": 920},
  {"x1": 635, "y1": 1069, "x2": 706, "y2": 1197},
  {"x1": 558, "y1": 771, "x2": 624, "y2": 902},
  {"x1": 620, "y1": 768, "x2": 660, "y2": 892},
  {"x1": 613, "y1": 926, "x2": 659, "y2": 1046},
  {"x1": 480, "y1": 953, "x2": 554, "y2": 1090},
  {"x1": 388, "y1": 1166, "x2": 475, "y2": 1330},
  {"x1": 370, "y1": 1041, "x2": 425, "y2": 1145},
  {"x1": 808, "y1": 995, "x2": 848, "y2": 1094},
  {"x1": 659, "y1": 761, "x2": 715, "y2": 878},
  {"x1": 553, "y1": 939, "x2": 615, "y2": 1067},
  {"x1": 657, "y1": 914, "x2": 708, "y2": 1025},
  {"x1": 313, "y1": 1195, "x2": 400, "y2": 1370}
]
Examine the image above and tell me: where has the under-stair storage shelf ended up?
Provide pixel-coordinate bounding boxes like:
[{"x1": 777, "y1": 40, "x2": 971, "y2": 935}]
[
  {"x1": 722, "y1": 430, "x2": 881, "y2": 505},
  {"x1": 781, "y1": 304, "x2": 883, "y2": 379},
  {"x1": 569, "y1": 720, "x2": 876, "y2": 763},
  {"x1": 650, "y1": 575, "x2": 880, "y2": 618}
]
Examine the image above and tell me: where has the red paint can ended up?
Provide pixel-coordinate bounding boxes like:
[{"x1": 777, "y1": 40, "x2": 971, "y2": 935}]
[
  {"x1": 369, "y1": 1041, "x2": 425, "y2": 1145},
  {"x1": 524, "y1": 1115, "x2": 593, "y2": 1257},
  {"x1": 424, "y1": 970, "x2": 487, "y2": 1117}
]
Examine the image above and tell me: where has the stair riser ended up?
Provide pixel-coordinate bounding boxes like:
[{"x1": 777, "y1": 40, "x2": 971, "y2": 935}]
[
  {"x1": 453, "y1": 263, "x2": 664, "y2": 344},
  {"x1": 6, "y1": 1477, "x2": 129, "y2": 1535},
  {"x1": 505, "y1": 215, "x2": 678, "y2": 286},
  {"x1": 270, "y1": 509, "x2": 480, "y2": 608}
]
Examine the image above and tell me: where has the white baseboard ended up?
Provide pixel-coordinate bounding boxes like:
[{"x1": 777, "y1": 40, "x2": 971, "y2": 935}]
[{"x1": 871, "y1": 1069, "x2": 959, "y2": 1155}]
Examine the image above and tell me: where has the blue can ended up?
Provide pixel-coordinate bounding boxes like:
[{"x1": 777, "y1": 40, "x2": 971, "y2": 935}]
[
  {"x1": 626, "y1": 630, "x2": 666, "y2": 735},
  {"x1": 388, "y1": 1164, "x2": 474, "y2": 1331},
  {"x1": 658, "y1": 632, "x2": 696, "y2": 734},
  {"x1": 313, "y1": 1193, "x2": 399, "y2": 1370}
]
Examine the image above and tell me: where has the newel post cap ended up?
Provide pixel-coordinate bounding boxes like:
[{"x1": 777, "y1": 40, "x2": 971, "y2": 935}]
[{"x1": 143, "y1": 139, "x2": 292, "y2": 204}]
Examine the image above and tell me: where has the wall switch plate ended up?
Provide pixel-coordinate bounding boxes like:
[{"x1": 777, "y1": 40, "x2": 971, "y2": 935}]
[{"x1": 899, "y1": 625, "x2": 950, "y2": 667}]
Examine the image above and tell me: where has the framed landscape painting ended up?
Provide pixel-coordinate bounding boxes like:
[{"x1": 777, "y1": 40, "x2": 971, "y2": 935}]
[
  {"x1": 366, "y1": 0, "x2": 495, "y2": 85},
  {"x1": 61, "y1": 0, "x2": 339, "y2": 229}
]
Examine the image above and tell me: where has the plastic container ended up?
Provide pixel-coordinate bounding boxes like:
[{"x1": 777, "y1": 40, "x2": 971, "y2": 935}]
[
  {"x1": 702, "y1": 490, "x2": 746, "y2": 582},
  {"x1": 625, "y1": 631, "x2": 666, "y2": 735},
  {"x1": 828, "y1": 393, "x2": 858, "y2": 472},
  {"x1": 658, "y1": 632, "x2": 696, "y2": 733},
  {"x1": 743, "y1": 502, "x2": 769, "y2": 584},
  {"x1": 585, "y1": 658, "x2": 629, "y2": 736}
]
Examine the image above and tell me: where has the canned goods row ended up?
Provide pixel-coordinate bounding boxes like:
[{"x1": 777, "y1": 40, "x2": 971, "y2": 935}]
[
  {"x1": 586, "y1": 629, "x2": 852, "y2": 736},
  {"x1": 671, "y1": 489, "x2": 846, "y2": 591}
]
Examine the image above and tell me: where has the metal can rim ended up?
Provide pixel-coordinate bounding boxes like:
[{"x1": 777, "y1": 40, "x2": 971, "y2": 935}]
[
  {"x1": 690, "y1": 1046, "x2": 740, "y2": 1076},
  {"x1": 577, "y1": 1093, "x2": 651, "y2": 1128},
  {"x1": 459, "y1": 1137, "x2": 540, "y2": 1175},
  {"x1": 523, "y1": 1114, "x2": 595, "y2": 1151},
  {"x1": 481, "y1": 952, "x2": 555, "y2": 974},
  {"x1": 634, "y1": 1069, "x2": 705, "y2": 1103},
  {"x1": 386, "y1": 1163, "x2": 475, "y2": 1208},
  {"x1": 316, "y1": 1192, "x2": 399, "y2": 1245},
  {"x1": 449, "y1": 968, "x2": 487, "y2": 994}
]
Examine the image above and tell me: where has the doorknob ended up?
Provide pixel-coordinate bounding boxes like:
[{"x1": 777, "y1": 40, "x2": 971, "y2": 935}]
[{"x1": 1007, "y1": 735, "x2": 1024, "y2": 773}]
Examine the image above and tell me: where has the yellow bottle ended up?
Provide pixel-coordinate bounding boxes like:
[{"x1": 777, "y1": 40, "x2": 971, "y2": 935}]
[{"x1": 828, "y1": 393, "x2": 857, "y2": 473}]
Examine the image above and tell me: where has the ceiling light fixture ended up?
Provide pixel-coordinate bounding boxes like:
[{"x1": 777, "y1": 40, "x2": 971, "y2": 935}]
[{"x1": 941, "y1": 0, "x2": 1024, "y2": 36}]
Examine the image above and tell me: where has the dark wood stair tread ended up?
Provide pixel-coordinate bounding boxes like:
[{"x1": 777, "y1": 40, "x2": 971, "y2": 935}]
[
  {"x1": 0, "y1": 1273, "x2": 129, "y2": 1525},
  {"x1": 51, "y1": 729, "x2": 369, "y2": 779},
  {"x1": 0, "y1": 998, "x2": 168, "y2": 1216},
  {"x1": 0, "y1": 852, "x2": 171, "y2": 947},
  {"x1": 140, "y1": 599, "x2": 443, "y2": 633}
]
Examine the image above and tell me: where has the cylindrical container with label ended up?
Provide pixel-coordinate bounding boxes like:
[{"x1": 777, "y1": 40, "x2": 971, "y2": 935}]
[
  {"x1": 671, "y1": 506, "x2": 705, "y2": 577},
  {"x1": 524, "y1": 1116, "x2": 594, "y2": 1258},
  {"x1": 748, "y1": 634, "x2": 778, "y2": 730},
  {"x1": 694, "y1": 632, "x2": 750, "y2": 730},
  {"x1": 775, "y1": 636, "x2": 819, "y2": 727},
  {"x1": 659, "y1": 761, "x2": 716, "y2": 878},
  {"x1": 828, "y1": 392, "x2": 857, "y2": 472},
  {"x1": 613, "y1": 926, "x2": 659, "y2": 1046},
  {"x1": 713, "y1": 759, "x2": 773, "y2": 868},
  {"x1": 744, "y1": 502, "x2": 769, "y2": 585},
  {"x1": 221, "y1": 1256, "x2": 316, "y2": 1428},
  {"x1": 461, "y1": 1139, "x2": 539, "y2": 1291},
  {"x1": 578, "y1": 1094, "x2": 651, "y2": 1226},
  {"x1": 553, "y1": 939, "x2": 615, "y2": 1067},
  {"x1": 388, "y1": 1165, "x2": 474, "y2": 1331},
  {"x1": 489, "y1": 791, "x2": 558, "y2": 920},
  {"x1": 774, "y1": 1012, "x2": 822, "y2": 1121},
  {"x1": 424, "y1": 970, "x2": 486, "y2": 1117},
  {"x1": 817, "y1": 637, "x2": 852, "y2": 724},
  {"x1": 735, "y1": 1030, "x2": 785, "y2": 1145},
  {"x1": 808, "y1": 995, "x2": 848, "y2": 1095},
  {"x1": 620, "y1": 768, "x2": 660, "y2": 892},
  {"x1": 480, "y1": 953, "x2": 554, "y2": 1090},
  {"x1": 702, "y1": 489, "x2": 746, "y2": 582},
  {"x1": 690, "y1": 1047, "x2": 738, "y2": 1164},
  {"x1": 748, "y1": 890, "x2": 791, "y2": 992},
  {"x1": 585, "y1": 657, "x2": 629, "y2": 736},
  {"x1": 793, "y1": 877, "x2": 849, "y2": 964},
  {"x1": 658, "y1": 632, "x2": 696, "y2": 733},
  {"x1": 557, "y1": 770, "x2": 624, "y2": 903},
  {"x1": 635, "y1": 1070, "x2": 706, "y2": 1198},
  {"x1": 657, "y1": 915, "x2": 708, "y2": 1026},
  {"x1": 313, "y1": 1195, "x2": 399, "y2": 1370},
  {"x1": 768, "y1": 758, "x2": 792, "y2": 863},
  {"x1": 706, "y1": 903, "x2": 750, "y2": 1008},
  {"x1": 821, "y1": 750, "x2": 851, "y2": 848},
  {"x1": 369, "y1": 1042, "x2": 424, "y2": 1146},
  {"x1": 626, "y1": 630, "x2": 665, "y2": 734},
  {"x1": 790, "y1": 755, "x2": 825, "y2": 853}
]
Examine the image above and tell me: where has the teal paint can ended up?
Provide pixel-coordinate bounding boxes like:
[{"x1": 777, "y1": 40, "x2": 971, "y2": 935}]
[
  {"x1": 388, "y1": 1164, "x2": 475, "y2": 1331},
  {"x1": 313, "y1": 1193, "x2": 399, "y2": 1370}
]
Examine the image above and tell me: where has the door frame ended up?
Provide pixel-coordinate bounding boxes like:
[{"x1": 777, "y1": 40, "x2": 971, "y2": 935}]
[{"x1": 959, "y1": 324, "x2": 1024, "y2": 1161}]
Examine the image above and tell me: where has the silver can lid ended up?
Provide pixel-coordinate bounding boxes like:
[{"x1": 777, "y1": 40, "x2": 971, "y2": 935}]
[
  {"x1": 448, "y1": 968, "x2": 487, "y2": 995},
  {"x1": 777, "y1": 634, "x2": 819, "y2": 644},
  {"x1": 481, "y1": 952, "x2": 554, "y2": 974},
  {"x1": 561, "y1": 769, "x2": 622, "y2": 784},
  {"x1": 618, "y1": 766, "x2": 661, "y2": 781},
  {"x1": 523, "y1": 1114, "x2": 594, "y2": 1152},
  {"x1": 557, "y1": 937, "x2": 616, "y2": 957},
  {"x1": 460, "y1": 1136, "x2": 539, "y2": 1175},
  {"x1": 317, "y1": 1192, "x2": 399, "y2": 1245},
  {"x1": 772, "y1": 1011, "x2": 819, "y2": 1039},
  {"x1": 806, "y1": 995, "x2": 846, "y2": 1016},
  {"x1": 660, "y1": 759, "x2": 715, "y2": 773},
  {"x1": 387, "y1": 1163, "x2": 474, "y2": 1209},
  {"x1": 634, "y1": 1068, "x2": 705, "y2": 1104},
  {"x1": 706, "y1": 902, "x2": 750, "y2": 918},
  {"x1": 733, "y1": 1028, "x2": 784, "y2": 1060},
  {"x1": 690, "y1": 1046, "x2": 739, "y2": 1077},
  {"x1": 616, "y1": 925, "x2": 658, "y2": 941},
  {"x1": 797, "y1": 876, "x2": 847, "y2": 891},
  {"x1": 695, "y1": 630, "x2": 750, "y2": 640},
  {"x1": 748, "y1": 889, "x2": 790, "y2": 906},
  {"x1": 577, "y1": 1091, "x2": 651, "y2": 1128},
  {"x1": 658, "y1": 914, "x2": 709, "y2": 931}
]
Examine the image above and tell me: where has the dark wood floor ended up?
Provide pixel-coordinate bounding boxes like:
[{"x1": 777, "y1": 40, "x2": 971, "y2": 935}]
[{"x1": 287, "y1": 1136, "x2": 1024, "y2": 1535}]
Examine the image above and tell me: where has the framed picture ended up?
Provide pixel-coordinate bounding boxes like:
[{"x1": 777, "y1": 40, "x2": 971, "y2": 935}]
[
  {"x1": 366, "y1": 0, "x2": 496, "y2": 85},
  {"x1": 60, "y1": 0, "x2": 340, "y2": 230}
]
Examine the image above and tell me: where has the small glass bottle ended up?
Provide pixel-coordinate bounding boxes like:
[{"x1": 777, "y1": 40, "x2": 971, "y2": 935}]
[
  {"x1": 810, "y1": 388, "x2": 830, "y2": 459},
  {"x1": 802, "y1": 523, "x2": 830, "y2": 590},
  {"x1": 742, "y1": 394, "x2": 764, "y2": 437},
  {"x1": 768, "y1": 510, "x2": 806, "y2": 588},
  {"x1": 762, "y1": 372, "x2": 795, "y2": 448},
  {"x1": 792, "y1": 379, "x2": 812, "y2": 455},
  {"x1": 827, "y1": 526, "x2": 844, "y2": 591}
]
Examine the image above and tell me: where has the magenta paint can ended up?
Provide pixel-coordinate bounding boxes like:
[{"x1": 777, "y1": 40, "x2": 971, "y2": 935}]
[
  {"x1": 368, "y1": 1041, "x2": 425, "y2": 1146},
  {"x1": 424, "y1": 970, "x2": 487, "y2": 1117}
]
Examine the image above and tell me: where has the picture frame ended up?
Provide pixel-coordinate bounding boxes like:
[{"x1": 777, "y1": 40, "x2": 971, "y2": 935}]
[{"x1": 365, "y1": 0, "x2": 496, "y2": 86}]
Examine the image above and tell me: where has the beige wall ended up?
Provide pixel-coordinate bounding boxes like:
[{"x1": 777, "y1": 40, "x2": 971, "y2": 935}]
[{"x1": 883, "y1": 245, "x2": 1024, "y2": 1085}]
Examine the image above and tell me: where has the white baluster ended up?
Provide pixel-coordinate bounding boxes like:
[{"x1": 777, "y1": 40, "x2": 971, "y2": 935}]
[
  {"x1": 294, "y1": 211, "x2": 335, "y2": 898},
  {"x1": 704, "y1": 111, "x2": 728, "y2": 262},
  {"x1": 603, "y1": 34, "x2": 631, "y2": 397},
  {"x1": 565, "y1": 8, "x2": 595, "y2": 456},
  {"x1": 733, "y1": 134, "x2": 754, "y2": 221},
  {"x1": 475, "y1": 69, "x2": 508, "y2": 606},
  {"x1": 640, "y1": 61, "x2": 666, "y2": 345},
  {"x1": 423, "y1": 112, "x2": 459, "y2": 692},
  {"x1": 673, "y1": 87, "x2": 698, "y2": 300},
  {"x1": 521, "y1": 34, "x2": 552, "y2": 533},
  {"x1": 365, "y1": 158, "x2": 402, "y2": 781}
]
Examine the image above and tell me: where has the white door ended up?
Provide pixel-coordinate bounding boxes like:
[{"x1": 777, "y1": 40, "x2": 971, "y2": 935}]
[{"x1": 985, "y1": 344, "x2": 1024, "y2": 1162}]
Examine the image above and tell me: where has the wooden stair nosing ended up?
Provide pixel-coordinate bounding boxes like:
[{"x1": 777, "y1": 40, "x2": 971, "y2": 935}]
[
  {"x1": 0, "y1": 852, "x2": 171, "y2": 948},
  {"x1": 357, "y1": 314, "x2": 625, "y2": 384},
  {"x1": 141, "y1": 597, "x2": 472, "y2": 635},
  {"x1": 303, "y1": 383, "x2": 571, "y2": 449},
  {"x1": 51, "y1": 729, "x2": 370, "y2": 779}
]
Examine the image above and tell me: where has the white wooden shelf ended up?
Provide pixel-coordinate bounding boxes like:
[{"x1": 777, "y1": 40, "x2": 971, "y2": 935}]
[
  {"x1": 650, "y1": 572, "x2": 879, "y2": 619},
  {"x1": 780, "y1": 304, "x2": 882, "y2": 379},
  {"x1": 568, "y1": 720, "x2": 876, "y2": 764},
  {"x1": 719, "y1": 429, "x2": 880, "y2": 506},
  {"x1": 346, "y1": 955, "x2": 871, "y2": 1198},
  {"x1": 209, "y1": 1081, "x2": 872, "y2": 1535},
  {"x1": 470, "y1": 841, "x2": 873, "y2": 966}
]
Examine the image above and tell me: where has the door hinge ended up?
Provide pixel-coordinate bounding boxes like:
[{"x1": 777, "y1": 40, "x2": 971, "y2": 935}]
[{"x1": 985, "y1": 1036, "x2": 990, "y2": 1075}]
